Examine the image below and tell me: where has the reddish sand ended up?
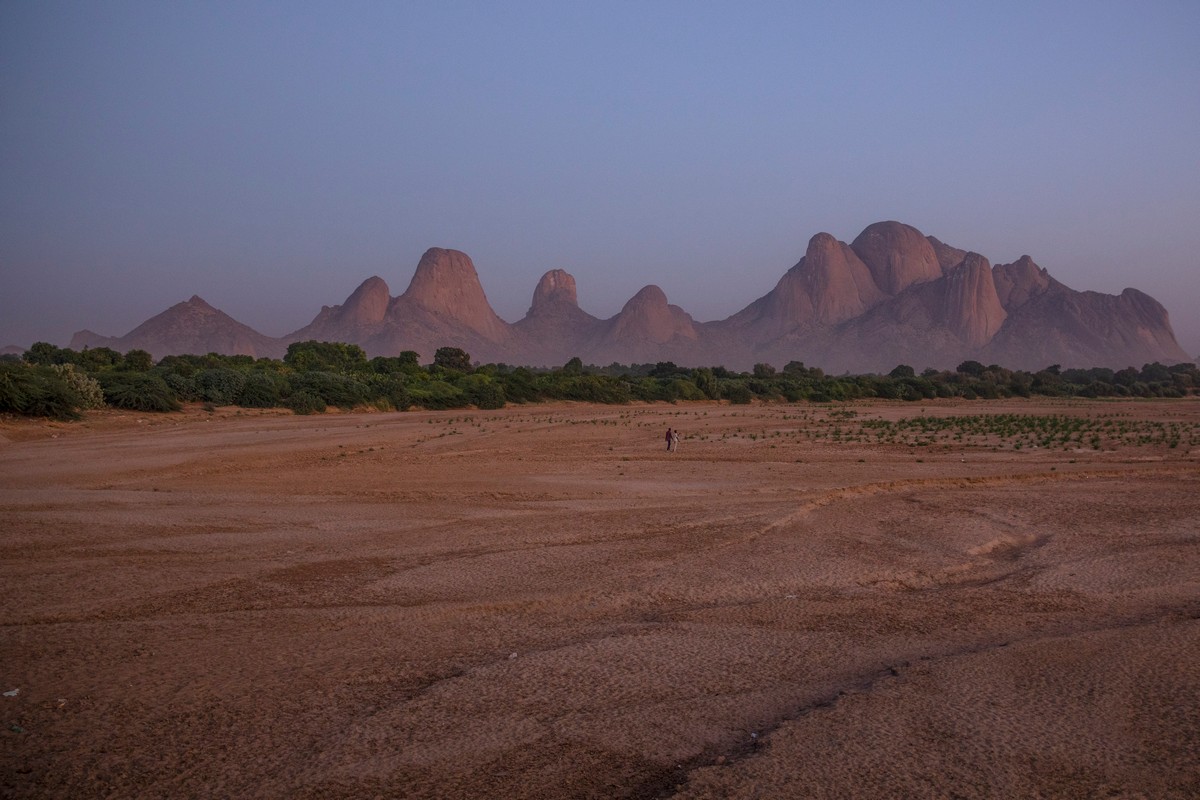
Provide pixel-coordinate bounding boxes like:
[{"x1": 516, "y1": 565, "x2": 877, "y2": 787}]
[{"x1": 1, "y1": 399, "x2": 1198, "y2": 798}]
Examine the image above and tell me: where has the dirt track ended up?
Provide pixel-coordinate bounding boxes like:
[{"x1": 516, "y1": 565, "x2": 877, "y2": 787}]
[{"x1": 2, "y1": 399, "x2": 1198, "y2": 798}]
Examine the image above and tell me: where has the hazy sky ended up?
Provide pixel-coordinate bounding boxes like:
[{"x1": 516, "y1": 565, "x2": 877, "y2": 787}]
[{"x1": 3, "y1": 1, "x2": 1198, "y2": 357}]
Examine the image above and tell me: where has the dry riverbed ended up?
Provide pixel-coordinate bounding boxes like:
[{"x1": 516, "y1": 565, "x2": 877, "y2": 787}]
[{"x1": 2, "y1": 398, "x2": 1198, "y2": 798}]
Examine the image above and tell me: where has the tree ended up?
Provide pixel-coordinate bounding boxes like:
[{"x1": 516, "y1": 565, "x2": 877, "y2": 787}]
[
  {"x1": 370, "y1": 351, "x2": 421, "y2": 374},
  {"x1": 23, "y1": 342, "x2": 75, "y2": 366},
  {"x1": 561, "y1": 356, "x2": 584, "y2": 376},
  {"x1": 888, "y1": 364, "x2": 915, "y2": 379},
  {"x1": 1140, "y1": 362, "x2": 1171, "y2": 383},
  {"x1": 458, "y1": 374, "x2": 506, "y2": 409},
  {"x1": 124, "y1": 349, "x2": 155, "y2": 372},
  {"x1": 284, "y1": 341, "x2": 368, "y2": 374},
  {"x1": 753, "y1": 363, "x2": 777, "y2": 378},
  {"x1": 956, "y1": 360, "x2": 985, "y2": 377},
  {"x1": 693, "y1": 367, "x2": 719, "y2": 399},
  {"x1": 433, "y1": 347, "x2": 472, "y2": 372},
  {"x1": 78, "y1": 347, "x2": 123, "y2": 370}
]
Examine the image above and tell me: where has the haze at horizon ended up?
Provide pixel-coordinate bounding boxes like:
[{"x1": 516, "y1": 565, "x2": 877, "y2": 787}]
[{"x1": 2, "y1": 1, "x2": 1198, "y2": 358}]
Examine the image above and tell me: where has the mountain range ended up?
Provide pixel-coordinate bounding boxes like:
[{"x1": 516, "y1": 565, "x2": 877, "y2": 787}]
[{"x1": 69, "y1": 221, "x2": 1189, "y2": 373}]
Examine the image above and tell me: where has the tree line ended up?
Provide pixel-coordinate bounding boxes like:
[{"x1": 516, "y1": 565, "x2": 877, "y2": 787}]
[{"x1": 2, "y1": 340, "x2": 1196, "y2": 420}]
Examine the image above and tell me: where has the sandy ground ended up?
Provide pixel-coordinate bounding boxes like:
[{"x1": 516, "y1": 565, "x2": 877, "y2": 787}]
[{"x1": 1, "y1": 398, "x2": 1198, "y2": 799}]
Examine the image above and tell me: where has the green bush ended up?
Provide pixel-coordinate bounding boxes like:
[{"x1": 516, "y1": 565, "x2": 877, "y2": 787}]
[
  {"x1": 457, "y1": 374, "x2": 506, "y2": 409},
  {"x1": 0, "y1": 363, "x2": 83, "y2": 419},
  {"x1": 284, "y1": 340, "x2": 369, "y2": 374},
  {"x1": 287, "y1": 390, "x2": 327, "y2": 415},
  {"x1": 236, "y1": 373, "x2": 284, "y2": 408},
  {"x1": 721, "y1": 381, "x2": 754, "y2": 404},
  {"x1": 666, "y1": 378, "x2": 706, "y2": 402},
  {"x1": 98, "y1": 372, "x2": 180, "y2": 412},
  {"x1": 497, "y1": 368, "x2": 541, "y2": 403},
  {"x1": 162, "y1": 372, "x2": 199, "y2": 400},
  {"x1": 50, "y1": 364, "x2": 106, "y2": 409},
  {"x1": 195, "y1": 368, "x2": 247, "y2": 405},
  {"x1": 290, "y1": 371, "x2": 371, "y2": 409},
  {"x1": 409, "y1": 380, "x2": 468, "y2": 410}
]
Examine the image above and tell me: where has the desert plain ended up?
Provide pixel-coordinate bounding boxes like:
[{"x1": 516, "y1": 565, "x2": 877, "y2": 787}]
[{"x1": 1, "y1": 398, "x2": 1198, "y2": 799}]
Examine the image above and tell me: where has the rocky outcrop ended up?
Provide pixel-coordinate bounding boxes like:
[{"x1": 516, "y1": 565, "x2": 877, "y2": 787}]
[
  {"x1": 722, "y1": 232, "x2": 884, "y2": 340},
  {"x1": 600, "y1": 286, "x2": 698, "y2": 345},
  {"x1": 528, "y1": 269, "x2": 579, "y2": 311},
  {"x1": 513, "y1": 270, "x2": 602, "y2": 365},
  {"x1": 851, "y1": 221, "x2": 943, "y2": 294},
  {"x1": 942, "y1": 253, "x2": 1007, "y2": 347},
  {"x1": 291, "y1": 248, "x2": 519, "y2": 364},
  {"x1": 398, "y1": 248, "x2": 510, "y2": 342},
  {"x1": 927, "y1": 236, "x2": 969, "y2": 275},
  {"x1": 992, "y1": 255, "x2": 1053, "y2": 309},
  {"x1": 805, "y1": 233, "x2": 888, "y2": 324},
  {"x1": 982, "y1": 282, "x2": 1188, "y2": 370},
  {"x1": 288, "y1": 276, "x2": 391, "y2": 345}
]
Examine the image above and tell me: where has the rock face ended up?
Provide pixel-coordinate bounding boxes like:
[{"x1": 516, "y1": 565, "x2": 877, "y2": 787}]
[
  {"x1": 70, "y1": 296, "x2": 285, "y2": 358},
  {"x1": 943, "y1": 253, "x2": 1007, "y2": 347},
  {"x1": 992, "y1": 255, "x2": 1053, "y2": 308},
  {"x1": 927, "y1": 236, "x2": 969, "y2": 275},
  {"x1": 529, "y1": 269, "x2": 578, "y2": 311},
  {"x1": 71, "y1": 222, "x2": 1190, "y2": 372},
  {"x1": 851, "y1": 221, "x2": 943, "y2": 295}
]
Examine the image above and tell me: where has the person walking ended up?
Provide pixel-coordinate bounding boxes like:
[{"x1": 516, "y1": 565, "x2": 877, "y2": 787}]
[
  {"x1": 665, "y1": 427, "x2": 674, "y2": 452},
  {"x1": 669, "y1": 428, "x2": 679, "y2": 452}
]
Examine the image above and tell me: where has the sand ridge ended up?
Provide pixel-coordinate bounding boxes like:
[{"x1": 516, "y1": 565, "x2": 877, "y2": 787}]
[{"x1": 1, "y1": 399, "x2": 1198, "y2": 798}]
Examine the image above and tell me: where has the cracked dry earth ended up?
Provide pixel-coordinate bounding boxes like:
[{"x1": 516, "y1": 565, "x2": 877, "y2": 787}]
[{"x1": 1, "y1": 399, "x2": 1198, "y2": 799}]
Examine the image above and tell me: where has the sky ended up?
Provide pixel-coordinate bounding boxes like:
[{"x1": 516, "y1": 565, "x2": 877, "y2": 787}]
[{"x1": 2, "y1": 1, "x2": 1198, "y2": 357}]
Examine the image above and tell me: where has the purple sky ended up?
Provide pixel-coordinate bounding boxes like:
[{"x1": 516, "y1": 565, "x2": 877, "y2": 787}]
[{"x1": 2, "y1": 1, "x2": 1198, "y2": 358}]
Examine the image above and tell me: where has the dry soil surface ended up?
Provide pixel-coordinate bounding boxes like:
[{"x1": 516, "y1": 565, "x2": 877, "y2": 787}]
[{"x1": 1, "y1": 399, "x2": 1198, "y2": 799}]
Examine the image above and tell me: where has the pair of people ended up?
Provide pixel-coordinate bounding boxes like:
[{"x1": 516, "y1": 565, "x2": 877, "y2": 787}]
[{"x1": 665, "y1": 427, "x2": 680, "y2": 452}]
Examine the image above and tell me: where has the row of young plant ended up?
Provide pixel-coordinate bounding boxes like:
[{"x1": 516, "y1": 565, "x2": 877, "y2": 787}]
[{"x1": 2, "y1": 340, "x2": 1197, "y2": 420}]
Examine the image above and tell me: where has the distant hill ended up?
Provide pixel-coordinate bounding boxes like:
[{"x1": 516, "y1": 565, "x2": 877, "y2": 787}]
[
  {"x1": 70, "y1": 221, "x2": 1190, "y2": 372},
  {"x1": 71, "y1": 296, "x2": 286, "y2": 359}
]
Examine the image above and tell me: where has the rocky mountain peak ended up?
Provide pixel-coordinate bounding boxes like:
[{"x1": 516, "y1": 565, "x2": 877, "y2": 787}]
[
  {"x1": 851, "y1": 221, "x2": 942, "y2": 295},
  {"x1": 529, "y1": 269, "x2": 579, "y2": 314},
  {"x1": 184, "y1": 295, "x2": 216, "y2": 311},
  {"x1": 341, "y1": 276, "x2": 391, "y2": 325},
  {"x1": 400, "y1": 248, "x2": 509, "y2": 339},
  {"x1": 801, "y1": 231, "x2": 885, "y2": 324},
  {"x1": 608, "y1": 285, "x2": 697, "y2": 344},
  {"x1": 927, "y1": 236, "x2": 969, "y2": 274},
  {"x1": 992, "y1": 255, "x2": 1053, "y2": 309}
]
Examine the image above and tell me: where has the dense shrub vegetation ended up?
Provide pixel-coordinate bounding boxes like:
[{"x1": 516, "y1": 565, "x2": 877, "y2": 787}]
[{"x1": 2, "y1": 341, "x2": 1196, "y2": 419}]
